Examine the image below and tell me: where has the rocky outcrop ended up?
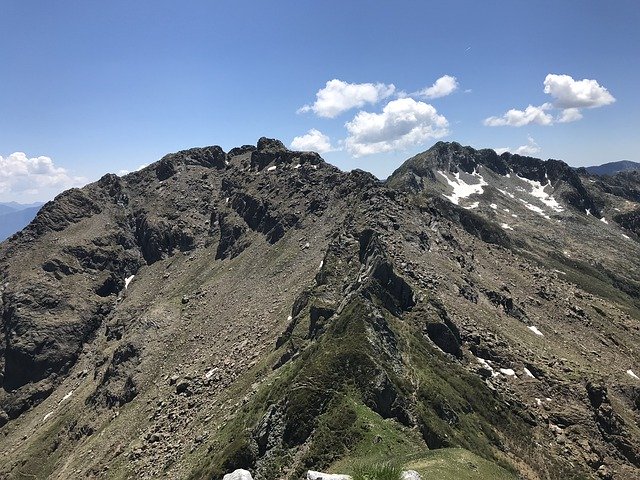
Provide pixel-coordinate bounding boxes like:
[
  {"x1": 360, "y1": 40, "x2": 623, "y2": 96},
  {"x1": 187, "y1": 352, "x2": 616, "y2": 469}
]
[
  {"x1": 89, "y1": 342, "x2": 140, "y2": 408},
  {"x1": 156, "y1": 146, "x2": 227, "y2": 180}
]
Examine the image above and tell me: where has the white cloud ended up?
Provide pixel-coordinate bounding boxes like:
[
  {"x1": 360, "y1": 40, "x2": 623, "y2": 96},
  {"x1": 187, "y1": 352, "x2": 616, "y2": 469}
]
[
  {"x1": 543, "y1": 74, "x2": 615, "y2": 109},
  {"x1": 297, "y1": 79, "x2": 395, "y2": 118},
  {"x1": 556, "y1": 107, "x2": 583, "y2": 123},
  {"x1": 344, "y1": 98, "x2": 449, "y2": 157},
  {"x1": 290, "y1": 129, "x2": 334, "y2": 153},
  {"x1": 484, "y1": 103, "x2": 554, "y2": 127},
  {"x1": 117, "y1": 164, "x2": 148, "y2": 176},
  {"x1": 416, "y1": 75, "x2": 459, "y2": 99},
  {"x1": 0, "y1": 152, "x2": 85, "y2": 197},
  {"x1": 514, "y1": 136, "x2": 541, "y2": 156},
  {"x1": 494, "y1": 136, "x2": 541, "y2": 156},
  {"x1": 486, "y1": 74, "x2": 614, "y2": 128}
]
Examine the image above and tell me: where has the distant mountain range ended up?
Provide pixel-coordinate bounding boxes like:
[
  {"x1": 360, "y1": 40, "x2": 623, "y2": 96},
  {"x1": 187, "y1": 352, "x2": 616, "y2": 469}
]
[
  {"x1": 0, "y1": 202, "x2": 44, "y2": 241},
  {"x1": 584, "y1": 160, "x2": 640, "y2": 176}
]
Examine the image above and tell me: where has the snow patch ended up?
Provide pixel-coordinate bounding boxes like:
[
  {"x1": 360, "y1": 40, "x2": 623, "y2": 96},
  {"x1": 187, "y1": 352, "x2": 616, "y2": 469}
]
[
  {"x1": 124, "y1": 275, "x2": 135, "y2": 289},
  {"x1": 490, "y1": 203, "x2": 497, "y2": 210},
  {"x1": 477, "y1": 357, "x2": 497, "y2": 377},
  {"x1": 517, "y1": 175, "x2": 564, "y2": 213},
  {"x1": 497, "y1": 188, "x2": 515, "y2": 199},
  {"x1": 61, "y1": 390, "x2": 73, "y2": 402},
  {"x1": 586, "y1": 208, "x2": 591, "y2": 215},
  {"x1": 500, "y1": 223, "x2": 513, "y2": 231},
  {"x1": 528, "y1": 326, "x2": 543, "y2": 336},
  {"x1": 437, "y1": 170, "x2": 488, "y2": 205},
  {"x1": 500, "y1": 368, "x2": 516, "y2": 377},
  {"x1": 524, "y1": 368, "x2": 535, "y2": 378},
  {"x1": 464, "y1": 201, "x2": 479, "y2": 210},
  {"x1": 319, "y1": 260, "x2": 324, "y2": 269},
  {"x1": 43, "y1": 411, "x2": 54, "y2": 422},
  {"x1": 267, "y1": 165, "x2": 277, "y2": 172},
  {"x1": 294, "y1": 164, "x2": 301, "y2": 169},
  {"x1": 622, "y1": 234, "x2": 631, "y2": 240},
  {"x1": 600, "y1": 217, "x2": 609, "y2": 224},
  {"x1": 627, "y1": 369, "x2": 639, "y2": 380},
  {"x1": 519, "y1": 199, "x2": 551, "y2": 219}
]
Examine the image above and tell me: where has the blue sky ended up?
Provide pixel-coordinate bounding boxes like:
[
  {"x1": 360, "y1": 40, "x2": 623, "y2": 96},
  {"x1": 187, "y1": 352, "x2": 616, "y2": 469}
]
[{"x1": 1, "y1": 0, "x2": 638, "y2": 202}]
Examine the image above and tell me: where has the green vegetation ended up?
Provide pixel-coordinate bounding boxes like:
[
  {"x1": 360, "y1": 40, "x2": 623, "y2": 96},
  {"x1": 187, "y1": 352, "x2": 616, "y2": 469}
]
[
  {"x1": 351, "y1": 462, "x2": 402, "y2": 480},
  {"x1": 406, "y1": 448, "x2": 516, "y2": 480},
  {"x1": 189, "y1": 281, "x2": 588, "y2": 480}
]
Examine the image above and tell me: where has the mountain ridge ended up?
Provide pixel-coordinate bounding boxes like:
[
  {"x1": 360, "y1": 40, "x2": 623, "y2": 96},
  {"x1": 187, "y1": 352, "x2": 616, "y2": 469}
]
[
  {"x1": 583, "y1": 160, "x2": 640, "y2": 176},
  {"x1": 1, "y1": 139, "x2": 639, "y2": 479}
]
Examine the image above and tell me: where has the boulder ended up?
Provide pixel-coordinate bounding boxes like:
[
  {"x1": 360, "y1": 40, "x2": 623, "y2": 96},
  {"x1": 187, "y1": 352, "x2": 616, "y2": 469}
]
[
  {"x1": 222, "y1": 469, "x2": 253, "y2": 480},
  {"x1": 401, "y1": 470, "x2": 422, "y2": 480}
]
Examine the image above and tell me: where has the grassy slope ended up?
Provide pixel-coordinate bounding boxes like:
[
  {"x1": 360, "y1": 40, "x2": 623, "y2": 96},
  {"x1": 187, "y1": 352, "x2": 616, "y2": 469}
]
[{"x1": 187, "y1": 288, "x2": 584, "y2": 479}]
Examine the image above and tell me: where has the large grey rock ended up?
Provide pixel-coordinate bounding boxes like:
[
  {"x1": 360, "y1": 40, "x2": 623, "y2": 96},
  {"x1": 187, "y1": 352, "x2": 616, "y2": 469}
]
[
  {"x1": 222, "y1": 469, "x2": 253, "y2": 480},
  {"x1": 401, "y1": 470, "x2": 422, "y2": 480}
]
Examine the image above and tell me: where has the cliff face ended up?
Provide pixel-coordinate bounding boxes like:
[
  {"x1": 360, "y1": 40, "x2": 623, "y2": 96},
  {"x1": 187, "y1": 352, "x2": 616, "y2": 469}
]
[{"x1": 1, "y1": 139, "x2": 639, "y2": 479}]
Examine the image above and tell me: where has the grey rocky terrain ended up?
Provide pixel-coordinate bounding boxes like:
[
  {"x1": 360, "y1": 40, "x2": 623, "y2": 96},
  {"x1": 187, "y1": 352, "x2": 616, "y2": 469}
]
[{"x1": 0, "y1": 139, "x2": 639, "y2": 479}]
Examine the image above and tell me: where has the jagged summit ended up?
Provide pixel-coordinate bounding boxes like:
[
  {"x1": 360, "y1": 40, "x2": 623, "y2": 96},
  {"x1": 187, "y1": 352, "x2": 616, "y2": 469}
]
[
  {"x1": 388, "y1": 141, "x2": 601, "y2": 214},
  {"x1": 1, "y1": 139, "x2": 639, "y2": 479}
]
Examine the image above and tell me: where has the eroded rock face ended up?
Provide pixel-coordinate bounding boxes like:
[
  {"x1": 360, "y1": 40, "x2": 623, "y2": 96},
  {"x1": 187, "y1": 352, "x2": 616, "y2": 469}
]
[{"x1": 89, "y1": 342, "x2": 140, "y2": 408}]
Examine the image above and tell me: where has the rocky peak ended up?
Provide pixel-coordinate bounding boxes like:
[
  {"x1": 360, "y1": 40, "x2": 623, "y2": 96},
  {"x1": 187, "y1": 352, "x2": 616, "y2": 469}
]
[
  {"x1": 251, "y1": 137, "x2": 323, "y2": 171},
  {"x1": 387, "y1": 141, "x2": 602, "y2": 215}
]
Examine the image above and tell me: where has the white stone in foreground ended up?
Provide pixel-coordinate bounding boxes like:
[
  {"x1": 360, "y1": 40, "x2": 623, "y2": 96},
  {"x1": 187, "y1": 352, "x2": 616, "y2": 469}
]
[
  {"x1": 402, "y1": 470, "x2": 422, "y2": 480},
  {"x1": 627, "y1": 369, "x2": 639, "y2": 380},
  {"x1": 223, "y1": 469, "x2": 253, "y2": 480},
  {"x1": 307, "y1": 471, "x2": 352, "y2": 480}
]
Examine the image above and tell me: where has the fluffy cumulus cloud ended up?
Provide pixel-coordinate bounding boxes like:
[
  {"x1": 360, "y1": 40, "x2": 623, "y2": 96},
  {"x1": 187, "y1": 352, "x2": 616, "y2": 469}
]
[
  {"x1": 543, "y1": 74, "x2": 615, "y2": 109},
  {"x1": 0, "y1": 152, "x2": 84, "y2": 197},
  {"x1": 557, "y1": 107, "x2": 583, "y2": 123},
  {"x1": 484, "y1": 104, "x2": 554, "y2": 127},
  {"x1": 297, "y1": 79, "x2": 395, "y2": 118},
  {"x1": 485, "y1": 74, "x2": 615, "y2": 127},
  {"x1": 416, "y1": 75, "x2": 459, "y2": 99},
  {"x1": 345, "y1": 98, "x2": 449, "y2": 157},
  {"x1": 290, "y1": 129, "x2": 334, "y2": 153},
  {"x1": 495, "y1": 136, "x2": 541, "y2": 156}
]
